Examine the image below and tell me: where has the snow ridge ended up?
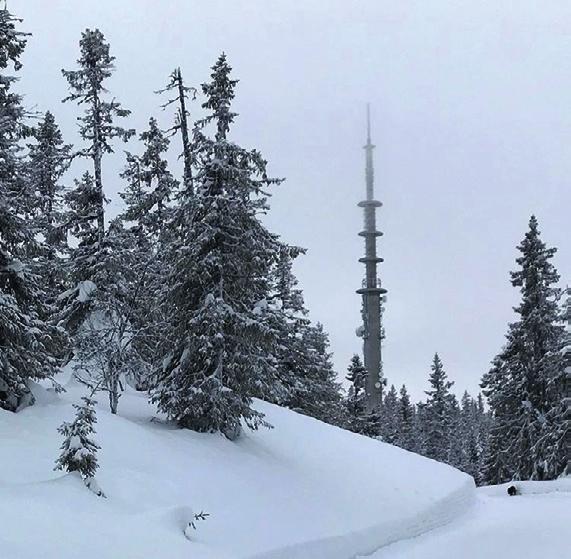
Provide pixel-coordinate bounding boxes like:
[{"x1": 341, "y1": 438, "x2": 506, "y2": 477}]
[{"x1": 250, "y1": 477, "x2": 475, "y2": 559}]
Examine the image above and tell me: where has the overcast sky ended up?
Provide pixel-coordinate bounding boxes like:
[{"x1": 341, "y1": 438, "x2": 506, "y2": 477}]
[{"x1": 16, "y1": 0, "x2": 570, "y2": 401}]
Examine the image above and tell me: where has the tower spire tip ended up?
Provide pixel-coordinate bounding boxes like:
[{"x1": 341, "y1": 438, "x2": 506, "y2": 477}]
[{"x1": 366, "y1": 103, "x2": 371, "y2": 144}]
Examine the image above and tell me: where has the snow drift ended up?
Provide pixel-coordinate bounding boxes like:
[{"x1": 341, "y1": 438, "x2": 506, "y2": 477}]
[{"x1": 0, "y1": 380, "x2": 473, "y2": 559}]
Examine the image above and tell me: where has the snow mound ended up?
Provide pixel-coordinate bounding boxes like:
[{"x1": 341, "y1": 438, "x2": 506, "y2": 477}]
[
  {"x1": 479, "y1": 477, "x2": 571, "y2": 497},
  {"x1": 369, "y1": 479, "x2": 571, "y2": 559},
  {"x1": 0, "y1": 383, "x2": 473, "y2": 559}
]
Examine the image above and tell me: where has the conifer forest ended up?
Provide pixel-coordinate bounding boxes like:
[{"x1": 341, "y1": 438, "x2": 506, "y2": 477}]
[{"x1": 0, "y1": 3, "x2": 569, "y2": 559}]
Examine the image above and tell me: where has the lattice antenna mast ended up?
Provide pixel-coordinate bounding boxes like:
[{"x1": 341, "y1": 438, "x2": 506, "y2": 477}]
[{"x1": 357, "y1": 104, "x2": 387, "y2": 413}]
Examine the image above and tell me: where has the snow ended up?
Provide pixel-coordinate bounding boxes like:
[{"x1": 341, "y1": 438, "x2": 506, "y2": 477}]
[
  {"x1": 77, "y1": 280, "x2": 97, "y2": 302},
  {"x1": 369, "y1": 479, "x2": 571, "y2": 559},
  {"x1": 0, "y1": 376, "x2": 472, "y2": 559}
]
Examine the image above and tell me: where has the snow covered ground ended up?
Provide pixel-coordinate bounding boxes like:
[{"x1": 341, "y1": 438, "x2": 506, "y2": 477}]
[
  {"x1": 369, "y1": 479, "x2": 571, "y2": 559},
  {"x1": 0, "y1": 375, "x2": 472, "y2": 559}
]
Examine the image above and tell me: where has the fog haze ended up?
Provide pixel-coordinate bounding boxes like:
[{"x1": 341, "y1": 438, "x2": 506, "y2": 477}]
[{"x1": 16, "y1": 0, "x2": 571, "y2": 400}]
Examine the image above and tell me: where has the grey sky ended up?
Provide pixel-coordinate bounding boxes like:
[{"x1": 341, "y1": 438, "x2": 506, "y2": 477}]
[{"x1": 16, "y1": 0, "x2": 570, "y2": 401}]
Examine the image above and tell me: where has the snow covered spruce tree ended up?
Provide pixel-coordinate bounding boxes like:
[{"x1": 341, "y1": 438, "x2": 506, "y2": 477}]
[
  {"x1": 397, "y1": 384, "x2": 417, "y2": 451},
  {"x1": 379, "y1": 384, "x2": 400, "y2": 444},
  {"x1": 25, "y1": 111, "x2": 73, "y2": 302},
  {"x1": 418, "y1": 353, "x2": 456, "y2": 463},
  {"x1": 345, "y1": 354, "x2": 368, "y2": 433},
  {"x1": 267, "y1": 244, "x2": 344, "y2": 425},
  {"x1": 57, "y1": 29, "x2": 137, "y2": 412},
  {"x1": 150, "y1": 54, "x2": 284, "y2": 439},
  {"x1": 0, "y1": 8, "x2": 64, "y2": 411},
  {"x1": 117, "y1": 117, "x2": 180, "y2": 388},
  {"x1": 292, "y1": 322, "x2": 344, "y2": 425},
  {"x1": 55, "y1": 395, "x2": 104, "y2": 496},
  {"x1": 481, "y1": 216, "x2": 566, "y2": 483},
  {"x1": 455, "y1": 391, "x2": 489, "y2": 484},
  {"x1": 156, "y1": 67, "x2": 196, "y2": 194},
  {"x1": 62, "y1": 28, "x2": 134, "y2": 247},
  {"x1": 59, "y1": 27, "x2": 134, "y2": 331},
  {"x1": 121, "y1": 117, "x2": 178, "y2": 240}
]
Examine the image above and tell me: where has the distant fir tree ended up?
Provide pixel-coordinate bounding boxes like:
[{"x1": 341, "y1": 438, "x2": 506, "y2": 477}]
[
  {"x1": 157, "y1": 67, "x2": 196, "y2": 194},
  {"x1": 481, "y1": 216, "x2": 566, "y2": 483},
  {"x1": 446, "y1": 393, "x2": 464, "y2": 468},
  {"x1": 0, "y1": 8, "x2": 64, "y2": 411},
  {"x1": 379, "y1": 384, "x2": 400, "y2": 444},
  {"x1": 397, "y1": 384, "x2": 416, "y2": 451},
  {"x1": 475, "y1": 392, "x2": 491, "y2": 481},
  {"x1": 292, "y1": 322, "x2": 344, "y2": 425},
  {"x1": 345, "y1": 354, "x2": 368, "y2": 433},
  {"x1": 419, "y1": 353, "x2": 455, "y2": 462},
  {"x1": 150, "y1": 54, "x2": 283, "y2": 439},
  {"x1": 55, "y1": 395, "x2": 104, "y2": 496},
  {"x1": 456, "y1": 391, "x2": 480, "y2": 479},
  {"x1": 268, "y1": 243, "x2": 307, "y2": 406},
  {"x1": 267, "y1": 245, "x2": 344, "y2": 425},
  {"x1": 453, "y1": 391, "x2": 490, "y2": 484},
  {"x1": 25, "y1": 111, "x2": 72, "y2": 301}
]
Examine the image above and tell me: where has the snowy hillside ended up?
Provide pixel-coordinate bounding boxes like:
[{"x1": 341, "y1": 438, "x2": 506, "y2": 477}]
[{"x1": 0, "y1": 378, "x2": 472, "y2": 559}]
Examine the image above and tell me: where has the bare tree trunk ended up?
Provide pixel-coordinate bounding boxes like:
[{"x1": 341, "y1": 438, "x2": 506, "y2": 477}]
[
  {"x1": 175, "y1": 68, "x2": 193, "y2": 196},
  {"x1": 92, "y1": 89, "x2": 105, "y2": 244}
]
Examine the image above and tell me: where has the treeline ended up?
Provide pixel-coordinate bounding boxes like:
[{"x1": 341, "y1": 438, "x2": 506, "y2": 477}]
[
  {"x1": 345, "y1": 217, "x2": 569, "y2": 485},
  {"x1": 0, "y1": 8, "x2": 342, "y2": 444},
  {"x1": 345, "y1": 353, "x2": 491, "y2": 484}
]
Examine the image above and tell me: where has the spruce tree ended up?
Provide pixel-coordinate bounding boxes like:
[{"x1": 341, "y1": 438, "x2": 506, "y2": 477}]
[
  {"x1": 345, "y1": 354, "x2": 368, "y2": 433},
  {"x1": 121, "y1": 117, "x2": 178, "y2": 240},
  {"x1": 62, "y1": 28, "x2": 134, "y2": 244},
  {"x1": 447, "y1": 393, "x2": 463, "y2": 468},
  {"x1": 268, "y1": 243, "x2": 307, "y2": 405},
  {"x1": 0, "y1": 8, "x2": 63, "y2": 411},
  {"x1": 117, "y1": 117, "x2": 179, "y2": 388},
  {"x1": 25, "y1": 111, "x2": 72, "y2": 301},
  {"x1": 55, "y1": 395, "x2": 104, "y2": 496},
  {"x1": 481, "y1": 216, "x2": 566, "y2": 482},
  {"x1": 59, "y1": 30, "x2": 137, "y2": 413},
  {"x1": 419, "y1": 353, "x2": 455, "y2": 462},
  {"x1": 457, "y1": 391, "x2": 480, "y2": 479},
  {"x1": 26, "y1": 111, "x2": 72, "y2": 240},
  {"x1": 397, "y1": 384, "x2": 416, "y2": 451},
  {"x1": 262, "y1": 244, "x2": 345, "y2": 426},
  {"x1": 59, "y1": 27, "x2": 134, "y2": 331},
  {"x1": 150, "y1": 54, "x2": 283, "y2": 439},
  {"x1": 379, "y1": 384, "x2": 400, "y2": 444},
  {"x1": 293, "y1": 322, "x2": 344, "y2": 425}
]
